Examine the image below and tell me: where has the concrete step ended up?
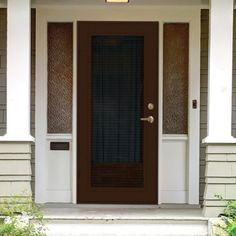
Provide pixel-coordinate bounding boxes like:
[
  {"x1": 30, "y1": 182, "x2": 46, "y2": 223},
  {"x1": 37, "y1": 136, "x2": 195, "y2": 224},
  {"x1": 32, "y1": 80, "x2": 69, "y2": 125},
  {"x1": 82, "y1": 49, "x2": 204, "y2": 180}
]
[
  {"x1": 45, "y1": 219, "x2": 208, "y2": 236},
  {"x1": 42, "y1": 205, "x2": 208, "y2": 236}
]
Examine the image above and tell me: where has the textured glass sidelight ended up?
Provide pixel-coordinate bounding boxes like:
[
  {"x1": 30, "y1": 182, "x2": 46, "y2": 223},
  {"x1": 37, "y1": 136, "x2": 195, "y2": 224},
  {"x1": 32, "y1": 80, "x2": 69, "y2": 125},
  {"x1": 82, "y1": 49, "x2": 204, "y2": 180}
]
[
  {"x1": 163, "y1": 23, "x2": 189, "y2": 134},
  {"x1": 47, "y1": 23, "x2": 73, "y2": 134},
  {"x1": 91, "y1": 36, "x2": 144, "y2": 187}
]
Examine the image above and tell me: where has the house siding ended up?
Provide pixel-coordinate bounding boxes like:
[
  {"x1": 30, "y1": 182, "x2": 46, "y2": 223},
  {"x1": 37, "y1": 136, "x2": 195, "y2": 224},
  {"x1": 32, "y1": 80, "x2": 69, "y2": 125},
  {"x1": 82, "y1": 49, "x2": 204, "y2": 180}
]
[
  {"x1": 200, "y1": 9, "x2": 209, "y2": 204},
  {"x1": 233, "y1": 11, "x2": 236, "y2": 137},
  {"x1": 31, "y1": 9, "x2": 36, "y2": 196},
  {"x1": 0, "y1": 9, "x2": 6, "y2": 136}
]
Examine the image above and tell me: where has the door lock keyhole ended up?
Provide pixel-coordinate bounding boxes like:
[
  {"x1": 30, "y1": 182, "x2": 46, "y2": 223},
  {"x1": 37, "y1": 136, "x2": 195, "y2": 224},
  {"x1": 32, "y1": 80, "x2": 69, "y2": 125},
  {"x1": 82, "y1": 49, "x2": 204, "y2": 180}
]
[{"x1": 147, "y1": 103, "x2": 154, "y2": 110}]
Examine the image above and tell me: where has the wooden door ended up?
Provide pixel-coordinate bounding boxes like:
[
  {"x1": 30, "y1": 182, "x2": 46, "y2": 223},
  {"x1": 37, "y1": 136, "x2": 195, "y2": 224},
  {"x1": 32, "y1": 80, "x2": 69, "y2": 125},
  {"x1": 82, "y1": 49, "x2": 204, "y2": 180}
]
[{"x1": 77, "y1": 22, "x2": 158, "y2": 204}]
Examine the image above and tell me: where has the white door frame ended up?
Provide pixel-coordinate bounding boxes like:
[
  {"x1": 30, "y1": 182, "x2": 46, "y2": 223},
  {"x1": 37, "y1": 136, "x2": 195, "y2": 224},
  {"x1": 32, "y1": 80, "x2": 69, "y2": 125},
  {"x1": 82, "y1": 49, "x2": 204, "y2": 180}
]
[{"x1": 35, "y1": 5, "x2": 200, "y2": 204}]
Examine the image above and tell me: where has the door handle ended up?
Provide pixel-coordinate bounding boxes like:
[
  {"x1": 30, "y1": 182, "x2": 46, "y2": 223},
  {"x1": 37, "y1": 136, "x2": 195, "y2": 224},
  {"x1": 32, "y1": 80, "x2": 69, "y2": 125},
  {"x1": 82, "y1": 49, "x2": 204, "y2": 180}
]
[{"x1": 140, "y1": 116, "x2": 154, "y2": 124}]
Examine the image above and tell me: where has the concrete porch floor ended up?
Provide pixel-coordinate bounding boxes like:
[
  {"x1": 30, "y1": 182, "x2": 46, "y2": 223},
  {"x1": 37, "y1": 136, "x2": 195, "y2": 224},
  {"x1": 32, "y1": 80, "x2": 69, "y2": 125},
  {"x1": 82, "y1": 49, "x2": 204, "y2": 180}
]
[
  {"x1": 41, "y1": 204, "x2": 209, "y2": 236},
  {"x1": 40, "y1": 205, "x2": 211, "y2": 236},
  {"x1": 41, "y1": 204, "x2": 205, "y2": 220}
]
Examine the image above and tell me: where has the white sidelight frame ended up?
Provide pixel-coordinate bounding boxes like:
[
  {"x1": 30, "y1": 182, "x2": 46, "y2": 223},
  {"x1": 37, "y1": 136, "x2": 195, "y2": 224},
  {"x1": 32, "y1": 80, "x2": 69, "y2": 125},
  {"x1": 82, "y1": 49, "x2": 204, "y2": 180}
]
[{"x1": 35, "y1": 6, "x2": 200, "y2": 204}]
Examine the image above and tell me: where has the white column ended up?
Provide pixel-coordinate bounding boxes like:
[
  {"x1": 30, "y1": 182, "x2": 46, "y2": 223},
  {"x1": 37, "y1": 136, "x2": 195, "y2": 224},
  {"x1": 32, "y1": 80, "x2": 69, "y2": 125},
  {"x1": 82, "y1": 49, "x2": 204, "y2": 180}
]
[
  {"x1": 0, "y1": 0, "x2": 33, "y2": 141},
  {"x1": 204, "y1": 0, "x2": 235, "y2": 143}
]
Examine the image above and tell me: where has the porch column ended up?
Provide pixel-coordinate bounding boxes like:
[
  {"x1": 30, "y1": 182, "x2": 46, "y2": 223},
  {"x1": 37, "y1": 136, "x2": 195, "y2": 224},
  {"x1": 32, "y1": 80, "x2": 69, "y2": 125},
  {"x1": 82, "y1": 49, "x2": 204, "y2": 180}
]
[
  {"x1": 2, "y1": 0, "x2": 33, "y2": 141},
  {"x1": 0, "y1": 0, "x2": 32, "y2": 200},
  {"x1": 203, "y1": 0, "x2": 236, "y2": 217},
  {"x1": 204, "y1": 0, "x2": 234, "y2": 143}
]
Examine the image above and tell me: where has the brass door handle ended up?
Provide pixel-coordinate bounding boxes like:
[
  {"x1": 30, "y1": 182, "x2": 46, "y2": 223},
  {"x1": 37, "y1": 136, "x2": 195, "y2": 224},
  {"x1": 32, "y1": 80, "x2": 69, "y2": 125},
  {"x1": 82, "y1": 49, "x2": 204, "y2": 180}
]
[{"x1": 140, "y1": 116, "x2": 154, "y2": 123}]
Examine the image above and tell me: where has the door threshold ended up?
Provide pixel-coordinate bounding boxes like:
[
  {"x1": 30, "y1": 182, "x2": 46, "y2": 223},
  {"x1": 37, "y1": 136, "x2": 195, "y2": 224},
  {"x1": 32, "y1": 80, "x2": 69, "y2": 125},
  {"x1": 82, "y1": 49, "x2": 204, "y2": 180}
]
[
  {"x1": 43, "y1": 203, "x2": 160, "y2": 209},
  {"x1": 42, "y1": 204, "x2": 204, "y2": 221},
  {"x1": 43, "y1": 203, "x2": 201, "y2": 209}
]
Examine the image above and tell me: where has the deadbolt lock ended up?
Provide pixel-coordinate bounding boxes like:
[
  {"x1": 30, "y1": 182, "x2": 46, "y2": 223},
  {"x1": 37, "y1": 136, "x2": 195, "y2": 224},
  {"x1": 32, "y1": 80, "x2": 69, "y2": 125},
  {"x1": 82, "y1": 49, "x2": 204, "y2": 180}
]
[{"x1": 147, "y1": 103, "x2": 154, "y2": 110}]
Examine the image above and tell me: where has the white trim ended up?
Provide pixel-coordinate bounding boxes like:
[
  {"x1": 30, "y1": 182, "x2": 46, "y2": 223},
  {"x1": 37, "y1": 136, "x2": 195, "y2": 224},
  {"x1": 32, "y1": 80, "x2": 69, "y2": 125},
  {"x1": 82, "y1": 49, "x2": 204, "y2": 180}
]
[
  {"x1": 35, "y1": 6, "x2": 200, "y2": 205},
  {"x1": 46, "y1": 134, "x2": 72, "y2": 140},
  {"x1": 187, "y1": 10, "x2": 200, "y2": 204},
  {"x1": 36, "y1": 9, "x2": 75, "y2": 203},
  {"x1": 0, "y1": 136, "x2": 35, "y2": 142},
  {"x1": 159, "y1": 11, "x2": 200, "y2": 204},
  {"x1": 35, "y1": 8, "x2": 48, "y2": 203},
  {"x1": 72, "y1": 21, "x2": 78, "y2": 204},
  {"x1": 158, "y1": 21, "x2": 163, "y2": 205},
  {"x1": 162, "y1": 135, "x2": 188, "y2": 141}
]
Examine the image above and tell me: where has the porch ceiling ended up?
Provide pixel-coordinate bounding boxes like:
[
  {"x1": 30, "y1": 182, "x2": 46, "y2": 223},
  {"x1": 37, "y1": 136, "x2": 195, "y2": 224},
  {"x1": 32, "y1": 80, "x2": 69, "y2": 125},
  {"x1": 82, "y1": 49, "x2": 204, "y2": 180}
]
[
  {"x1": 0, "y1": 0, "x2": 209, "y2": 7},
  {"x1": 32, "y1": 0, "x2": 209, "y2": 6}
]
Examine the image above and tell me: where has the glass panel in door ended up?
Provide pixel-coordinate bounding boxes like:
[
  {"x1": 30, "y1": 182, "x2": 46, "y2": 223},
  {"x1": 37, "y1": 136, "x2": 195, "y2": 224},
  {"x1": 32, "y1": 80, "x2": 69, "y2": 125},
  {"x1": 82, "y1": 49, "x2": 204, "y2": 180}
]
[{"x1": 91, "y1": 36, "x2": 144, "y2": 188}]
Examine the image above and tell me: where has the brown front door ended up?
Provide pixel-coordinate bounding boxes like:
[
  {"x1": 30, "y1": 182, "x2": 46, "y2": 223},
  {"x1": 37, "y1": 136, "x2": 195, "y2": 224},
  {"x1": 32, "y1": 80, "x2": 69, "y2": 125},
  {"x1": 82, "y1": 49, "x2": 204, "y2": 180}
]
[{"x1": 77, "y1": 22, "x2": 158, "y2": 204}]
